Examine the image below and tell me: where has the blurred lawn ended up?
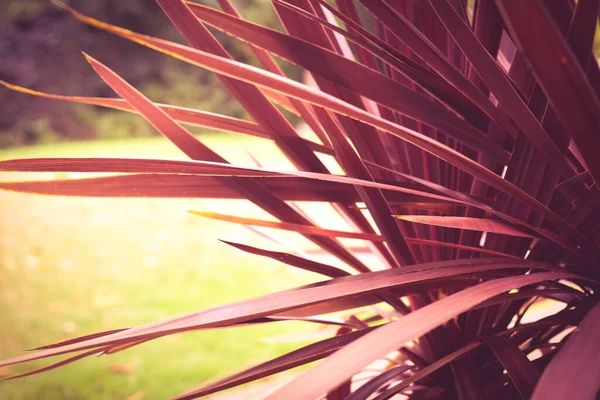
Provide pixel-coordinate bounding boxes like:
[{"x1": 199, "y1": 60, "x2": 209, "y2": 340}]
[{"x1": 0, "y1": 135, "x2": 323, "y2": 400}]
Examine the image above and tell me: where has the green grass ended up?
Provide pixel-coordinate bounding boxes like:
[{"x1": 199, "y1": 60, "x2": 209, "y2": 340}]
[{"x1": 0, "y1": 135, "x2": 323, "y2": 400}]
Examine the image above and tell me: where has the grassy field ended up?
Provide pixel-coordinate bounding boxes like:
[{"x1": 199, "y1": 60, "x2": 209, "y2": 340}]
[{"x1": 0, "y1": 135, "x2": 324, "y2": 400}]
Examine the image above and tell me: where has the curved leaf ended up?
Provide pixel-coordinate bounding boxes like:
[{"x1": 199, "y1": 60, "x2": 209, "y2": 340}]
[
  {"x1": 429, "y1": 0, "x2": 575, "y2": 178},
  {"x1": 54, "y1": 5, "x2": 597, "y2": 256},
  {"x1": 480, "y1": 336, "x2": 540, "y2": 399},
  {"x1": 0, "y1": 261, "x2": 560, "y2": 369},
  {"x1": 174, "y1": 328, "x2": 376, "y2": 400},
  {"x1": 80, "y1": 48, "x2": 371, "y2": 273},
  {"x1": 186, "y1": 2, "x2": 508, "y2": 164},
  {"x1": 496, "y1": 0, "x2": 600, "y2": 184},
  {"x1": 531, "y1": 302, "x2": 600, "y2": 400},
  {"x1": 0, "y1": 81, "x2": 269, "y2": 139},
  {"x1": 190, "y1": 210, "x2": 383, "y2": 241},
  {"x1": 395, "y1": 215, "x2": 540, "y2": 238},
  {"x1": 373, "y1": 342, "x2": 483, "y2": 399},
  {"x1": 221, "y1": 240, "x2": 349, "y2": 278},
  {"x1": 267, "y1": 273, "x2": 571, "y2": 400}
]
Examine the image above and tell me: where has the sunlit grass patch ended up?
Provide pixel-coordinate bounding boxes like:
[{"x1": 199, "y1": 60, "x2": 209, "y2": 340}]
[{"x1": 0, "y1": 135, "x2": 322, "y2": 399}]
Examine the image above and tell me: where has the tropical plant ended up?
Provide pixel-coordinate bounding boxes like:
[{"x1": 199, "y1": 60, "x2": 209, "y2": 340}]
[{"x1": 1, "y1": 0, "x2": 600, "y2": 398}]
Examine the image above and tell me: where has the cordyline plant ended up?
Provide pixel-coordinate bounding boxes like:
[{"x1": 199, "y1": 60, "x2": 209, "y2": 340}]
[{"x1": 1, "y1": 0, "x2": 600, "y2": 398}]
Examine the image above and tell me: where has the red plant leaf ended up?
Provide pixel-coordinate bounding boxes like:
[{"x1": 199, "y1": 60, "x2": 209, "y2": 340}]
[
  {"x1": 186, "y1": 2, "x2": 508, "y2": 164},
  {"x1": 356, "y1": 0, "x2": 515, "y2": 135},
  {"x1": 0, "y1": 81, "x2": 271, "y2": 140},
  {"x1": 531, "y1": 302, "x2": 600, "y2": 400},
  {"x1": 81, "y1": 47, "x2": 371, "y2": 273},
  {"x1": 0, "y1": 349, "x2": 103, "y2": 381},
  {"x1": 220, "y1": 240, "x2": 349, "y2": 278},
  {"x1": 154, "y1": 0, "x2": 330, "y2": 175},
  {"x1": 566, "y1": 0, "x2": 600, "y2": 69},
  {"x1": 190, "y1": 210, "x2": 383, "y2": 242},
  {"x1": 0, "y1": 173, "x2": 445, "y2": 204},
  {"x1": 395, "y1": 215, "x2": 540, "y2": 238},
  {"x1": 84, "y1": 54, "x2": 227, "y2": 162},
  {"x1": 311, "y1": 110, "x2": 415, "y2": 266},
  {"x1": 451, "y1": 358, "x2": 488, "y2": 400},
  {"x1": 496, "y1": 0, "x2": 600, "y2": 185},
  {"x1": 405, "y1": 238, "x2": 521, "y2": 260},
  {"x1": 174, "y1": 328, "x2": 376, "y2": 400},
  {"x1": 480, "y1": 336, "x2": 540, "y2": 399},
  {"x1": 216, "y1": 0, "x2": 332, "y2": 147},
  {"x1": 428, "y1": 0, "x2": 575, "y2": 179},
  {"x1": 0, "y1": 156, "x2": 589, "y2": 257},
  {"x1": 267, "y1": 273, "x2": 570, "y2": 400},
  {"x1": 325, "y1": 326, "x2": 354, "y2": 400},
  {"x1": 282, "y1": 0, "x2": 486, "y2": 125},
  {"x1": 345, "y1": 365, "x2": 413, "y2": 400},
  {"x1": 372, "y1": 341, "x2": 483, "y2": 399},
  {"x1": 0, "y1": 158, "x2": 463, "y2": 204},
  {"x1": 58, "y1": 7, "x2": 597, "y2": 256},
  {"x1": 0, "y1": 262, "x2": 564, "y2": 370}
]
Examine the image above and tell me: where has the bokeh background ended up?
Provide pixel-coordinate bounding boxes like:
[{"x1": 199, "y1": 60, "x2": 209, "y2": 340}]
[
  {"x1": 4, "y1": 2, "x2": 597, "y2": 399},
  {"x1": 0, "y1": 0, "x2": 302, "y2": 147},
  {"x1": 0, "y1": 1, "x2": 322, "y2": 399}
]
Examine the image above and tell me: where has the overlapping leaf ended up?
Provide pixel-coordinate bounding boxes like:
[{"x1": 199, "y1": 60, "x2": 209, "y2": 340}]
[{"x1": 2, "y1": 0, "x2": 600, "y2": 398}]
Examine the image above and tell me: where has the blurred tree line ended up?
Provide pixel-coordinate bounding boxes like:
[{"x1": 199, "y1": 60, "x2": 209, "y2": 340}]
[{"x1": 0, "y1": 0, "x2": 300, "y2": 147}]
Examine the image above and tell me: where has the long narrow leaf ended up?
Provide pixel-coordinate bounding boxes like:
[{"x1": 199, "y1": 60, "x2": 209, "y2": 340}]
[
  {"x1": 429, "y1": 0, "x2": 575, "y2": 178},
  {"x1": 0, "y1": 156, "x2": 588, "y2": 257},
  {"x1": 174, "y1": 328, "x2": 376, "y2": 400},
  {"x1": 80, "y1": 45, "x2": 371, "y2": 273},
  {"x1": 190, "y1": 210, "x2": 383, "y2": 241},
  {"x1": 267, "y1": 273, "x2": 571, "y2": 400},
  {"x1": 221, "y1": 240, "x2": 349, "y2": 278},
  {"x1": 395, "y1": 215, "x2": 541, "y2": 239},
  {"x1": 59, "y1": 8, "x2": 597, "y2": 255},
  {"x1": 531, "y1": 302, "x2": 600, "y2": 400},
  {"x1": 0, "y1": 81, "x2": 269, "y2": 139},
  {"x1": 0, "y1": 261, "x2": 561, "y2": 369},
  {"x1": 496, "y1": 0, "x2": 600, "y2": 184},
  {"x1": 186, "y1": 2, "x2": 509, "y2": 164},
  {"x1": 480, "y1": 336, "x2": 540, "y2": 399}
]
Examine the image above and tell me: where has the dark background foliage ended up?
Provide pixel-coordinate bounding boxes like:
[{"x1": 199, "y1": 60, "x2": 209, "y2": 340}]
[{"x1": 0, "y1": 0, "x2": 298, "y2": 147}]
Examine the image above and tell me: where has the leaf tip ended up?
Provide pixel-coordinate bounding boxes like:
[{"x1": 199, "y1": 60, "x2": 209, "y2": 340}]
[
  {"x1": 219, "y1": 239, "x2": 243, "y2": 249},
  {"x1": 49, "y1": 0, "x2": 65, "y2": 9},
  {"x1": 81, "y1": 51, "x2": 94, "y2": 64},
  {"x1": 81, "y1": 53, "x2": 105, "y2": 76},
  {"x1": 188, "y1": 210, "x2": 208, "y2": 218}
]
